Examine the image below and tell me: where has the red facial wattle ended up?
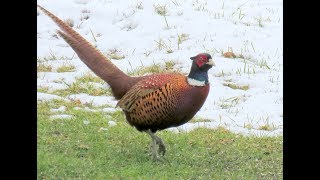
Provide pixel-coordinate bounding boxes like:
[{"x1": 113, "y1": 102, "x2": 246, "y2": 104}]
[
  {"x1": 195, "y1": 54, "x2": 208, "y2": 67},
  {"x1": 196, "y1": 60, "x2": 205, "y2": 67}
]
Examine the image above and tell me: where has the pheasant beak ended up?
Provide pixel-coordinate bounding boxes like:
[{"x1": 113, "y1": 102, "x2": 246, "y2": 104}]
[{"x1": 206, "y1": 58, "x2": 215, "y2": 66}]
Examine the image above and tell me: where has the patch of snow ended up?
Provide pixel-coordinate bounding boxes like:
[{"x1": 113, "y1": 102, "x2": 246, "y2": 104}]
[
  {"x1": 166, "y1": 121, "x2": 282, "y2": 137},
  {"x1": 74, "y1": 0, "x2": 90, "y2": 5},
  {"x1": 37, "y1": 0, "x2": 282, "y2": 136},
  {"x1": 83, "y1": 120, "x2": 90, "y2": 125},
  {"x1": 166, "y1": 127, "x2": 180, "y2": 134},
  {"x1": 99, "y1": 127, "x2": 108, "y2": 131},
  {"x1": 37, "y1": 92, "x2": 69, "y2": 102},
  {"x1": 108, "y1": 121, "x2": 117, "y2": 127},
  {"x1": 67, "y1": 93, "x2": 117, "y2": 107},
  {"x1": 50, "y1": 114, "x2": 73, "y2": 120},
  {"x1": 102, "y1": 107, "x2": 117, "y2": 113},
  {"x1": 74, "y1": 106, "x2": 104, "y2": 112},
  {"x1": 51, "y1": 106, "x2": 66, "y2": 113}
]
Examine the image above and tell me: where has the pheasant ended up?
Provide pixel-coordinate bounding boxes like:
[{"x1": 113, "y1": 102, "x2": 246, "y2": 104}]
[{"x1": 37, "y1": 5, "x2": 215, "y2": 160}]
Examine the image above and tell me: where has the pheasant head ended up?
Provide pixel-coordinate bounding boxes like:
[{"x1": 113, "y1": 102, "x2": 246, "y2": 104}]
[{"x1": 187, "y1": 53, "x2": 215, "y2": 86}]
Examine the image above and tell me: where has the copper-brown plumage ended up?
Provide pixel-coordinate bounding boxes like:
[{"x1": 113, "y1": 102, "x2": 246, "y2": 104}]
[
  {"x1": 37, "y1": 5, "x2": 215, "y2": 160},
  {"x1": 117, "y1": 73, "x2": 210, "y2": 132}
]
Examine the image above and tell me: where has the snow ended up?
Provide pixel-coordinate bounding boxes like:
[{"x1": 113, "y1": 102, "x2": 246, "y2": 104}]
[
  {"x1": 50, "y1": 114, "x2": 73, "y2": 120},
  {"x1": 102, "y1": 107, "x2": 117, "y2": 113},
  {"x1": 108, "y1": 121, "x2": 117, "y2": 127},
  {"x1": 68, "y1": 93, "x2": 118, "y2": 107},
  {"x1": 37, "y1": 92, "x2": 69, "y2": 102},
  {"x1": 83, "y1": 120, "x2": 90, "y2": 125},
  {"x1": 37, "y1": 0, "x2": 282, "y2": 136},
  {"x1": 99, "y1": 127, "x2": 108, "y2": 131},
  {"x1": 51, "y1": 106, "x2": 66, "y2": 113}
]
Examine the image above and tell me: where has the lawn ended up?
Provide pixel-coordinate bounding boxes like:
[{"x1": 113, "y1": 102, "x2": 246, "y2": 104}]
[{"x1": 37, "y1": 100, "x2": 282, "y2": 179}]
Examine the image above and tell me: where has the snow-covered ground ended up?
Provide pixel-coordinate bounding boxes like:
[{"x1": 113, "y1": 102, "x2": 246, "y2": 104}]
[{"x1": 37, "y1": 0, "x2": 283, "y2": 136}]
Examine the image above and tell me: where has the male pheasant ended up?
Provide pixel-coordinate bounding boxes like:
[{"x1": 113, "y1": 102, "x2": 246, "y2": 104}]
[{"x1": 37, "y1": 5, "x2": 215, "y2": 160}]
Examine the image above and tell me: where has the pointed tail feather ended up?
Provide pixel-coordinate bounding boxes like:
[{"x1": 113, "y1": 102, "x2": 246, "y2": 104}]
[{"x1": 37, "y1": 5, "x2": 135, "y2": 99}]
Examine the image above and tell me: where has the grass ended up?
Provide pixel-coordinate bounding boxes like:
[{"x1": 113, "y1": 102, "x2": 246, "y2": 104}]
[
  {"x1": 154, "y1": 34, "x2": 188, "y2": 53},
  {"x1": 192, "y1": 0, "x2": 208, "y2": 12},
  {"x1": 38, "y1": 5, "x2": 281, "y2": 176},
  {"x1": 258, "y1": 116, "x2": 277, "y2": 131},
  {"x1": 144, "y1": 49, "x2": 153, "y2": 57},
  {"x1": 257, "y1": 58, "x2": 271, "y2": 69},
  {"x1": 236, "y1": 61, "x2": 257, "y2": 75},
  {"x1": 154, "y1": 4, "x2": 168, "y2": 16},
  {"x1": 254, "y1": 16, "x2": 264, "y2": 27},
  {"x1": 171, "y1": 0, "x2": 180, "y2": 6},
  {"x1": 190, "y1": 116, "x2": 211, "y2": 123},
  {"x1": 177, "y1": 33, "x2": 189, "y2": 50},
  {"x1": 223, "y1": 82, "x2": 249, "y2": 90},
  {"x1": 218, "y1": 95, "x2": 247, "y2": 109},
  {"x1": 128, "y1": 61, "x2": 180, "y2": 76},
  {"x1": 37, "y1": 53, "x2": 75, "y2": 62},
  {"x1": 64, "y1": 18, "x2": 74, "y2": 27},
  {"x1": 154, "y1": 38, "x2": 173, "y2": 54},
  {"x1": 81, "y1": 9, "x2": 91, "y2": 14},
  {"x1": 128, "y1": 63, "x2": 164, "y2": 76},
  {"x1": 52, "y1": 75, "x2": 112, "y2": 97},
  {"x1": 56, "y1": 64, "x2": 76, "y2": 73},
  {"x1": 76, "y1": 21, "x2": 84, "y2": 29},
  {"x1": 107, "y1": 48, "x2": 126, "y2": 60},
  {"x1": 77, "y1": 72, "x2": 105, "y2": 84},
  {"x1": 242, "y1": 115, "x2": 279, "y2": 132},
  {"x1": 223, "y1": 51, "x2": 236, "y2": 58},
  {"x1": 154, "y1": 4, "x2": 170, "y2": 29},
  {"x1": 136, "y1": 2, "x2": 143, "y2": 10},
  {"x1": 37, "y1": 63, "x2": 52, "y2": 72},
  {"x1": 89, "y1": 28, "x2": 97, "y2": 42},
  {"x1": 38, "y1": 100, "x2": 283, "y2": 179},
  {"x1": 258, "y1": 125, "x2": 273, "y2": 131},
  {"x1": 214, "y1": 70, "x2": 232, "y2": 77},
  {"x1": 37, "y1": 86, "x2": 50, "y2": 93},
  {"x1": 221, "y1": 47, "x2": 240, "y2": 59}
]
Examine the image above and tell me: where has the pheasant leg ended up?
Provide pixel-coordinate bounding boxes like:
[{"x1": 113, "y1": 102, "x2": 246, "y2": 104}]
[
  {"x1": 154, "y1": 135, "x2": 166, "y2": 156},
  {"x1": 150, "y1": 136, "x2": 158, "y2": 160},
  {"x1": 146, "y1": 130, "x2": 166, "y2": 160}
]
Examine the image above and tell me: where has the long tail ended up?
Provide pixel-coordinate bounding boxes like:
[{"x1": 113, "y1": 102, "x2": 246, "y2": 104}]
[{"x1": 37, "y1": 5, "x2": 138, "y2": 99}]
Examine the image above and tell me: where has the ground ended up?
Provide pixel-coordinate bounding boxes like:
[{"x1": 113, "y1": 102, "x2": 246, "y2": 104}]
[{"x1": 37, "y1": 0, "x2": 283, "y2": 178}]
